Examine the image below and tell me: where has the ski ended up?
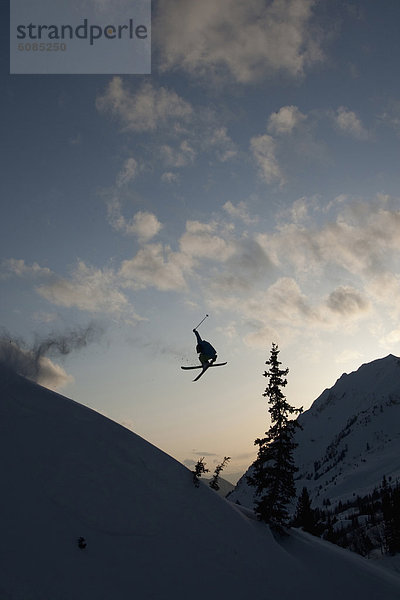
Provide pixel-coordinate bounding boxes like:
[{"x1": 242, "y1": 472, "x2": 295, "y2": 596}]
[
  {"x1": 193, "y1": 364, "x2": 211, "y2": 381},
  {"x1": 181, "y1": 362, "x2": 227, "y2": 382},
  {"x1": 181, "y1": 362, "x2": 227, "y2": 370}
]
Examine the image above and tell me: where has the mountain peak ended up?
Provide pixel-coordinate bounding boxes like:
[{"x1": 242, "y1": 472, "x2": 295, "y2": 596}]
[{"x1": 230, "y1": 353, "x2": 400, "y2": 511}]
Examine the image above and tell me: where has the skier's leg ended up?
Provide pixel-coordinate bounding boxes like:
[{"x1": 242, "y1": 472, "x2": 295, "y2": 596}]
[{"x1": 199, "y1": 352, "x2": 209, "y2": 367}]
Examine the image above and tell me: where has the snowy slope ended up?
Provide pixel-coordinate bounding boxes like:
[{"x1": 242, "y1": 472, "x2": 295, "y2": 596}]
[
  {"x1": 294, "y1": 354, "x2": 400, "y2": 505},
  {"x1": 202, "y1": 476, "x2": 235, "y2": 497},
  {"x1": 229, "y1": 354, "x2": 400, "y2": 510},
  {"x1": 1, "y1": 364, "x2": 400, "y2": 600}
]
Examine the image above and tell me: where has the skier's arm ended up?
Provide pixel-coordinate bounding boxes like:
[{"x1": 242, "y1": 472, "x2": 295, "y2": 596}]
[{"x1": 193, "y1": 329, "x2": 202, "y2": 344}]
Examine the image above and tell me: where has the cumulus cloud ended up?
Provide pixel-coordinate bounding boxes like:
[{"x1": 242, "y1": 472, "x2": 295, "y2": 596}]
[
  {"x1": 127, "y1": 212, "x2": 163, "y2": 242},
  {"x1": 198, "y1": 197, "x2": 400, "y2": 348},
  {"x1": 5, "y1": 194, "x2": 399, "y2": 353},
  {"x1": 259, "y1": 199, "x2": 400, "y2": 280},
  {"x1": 96, "y1": 78, "x2": 193, "y2": 132},
  {"x1": 154, "y1": 0, "x2": 323, "y2": 83},
  {"x1": 206, "y1": 127, "x2": 237, "y2": 162},
  {"x1": 36, "y1": 261, "x2": 140, "y2": 322},
  {"x1": 119, "y1": 243, "x2": 189, "y2": 292},
  {"x1": 160, "y1": 141, "x2": 196, "y2": 168},
  {"x1": 179, "y1": 221, "x2": 236, "y2": 262},
  {"x1": 250, "y1": 104, "x2": 331, "y2": 185},
  {"x1": 334, "y1": 107, "x2": 369, "y2": 140},
  {"x1": 1, "y1": 258, "x2": 51, "y2": 279},
  {"x1": 250, "y1": 134, "x2": 285, "y2": 185},
  {"x1": 215, "y1": 277, "x2": 324, "y2": 348},
  {"x1": 108, "y1": 199, "x2": 163, "y2": 241},
  {"x1": 2, "y1": 258, "x2": 138, "y2": 324},
  {"x1": 223, "y1": 201, "x2": 258, "y2": 225},
  {"x1": 267, "y1": 105, "x2": 307, "y2": 135}
]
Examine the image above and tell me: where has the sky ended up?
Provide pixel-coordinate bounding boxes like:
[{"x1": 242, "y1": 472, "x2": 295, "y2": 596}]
[{"x1": 1, "y1": 0, "x2": 400, "y2": 483}]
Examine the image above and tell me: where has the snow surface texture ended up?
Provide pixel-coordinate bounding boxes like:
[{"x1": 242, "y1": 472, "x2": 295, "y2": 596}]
[
  {"x1": 230, "y1": 354, "x2": 400, "y2": 509},
  {"x1": 1, "y1": 364, "x2": 400, "y2": 599}
]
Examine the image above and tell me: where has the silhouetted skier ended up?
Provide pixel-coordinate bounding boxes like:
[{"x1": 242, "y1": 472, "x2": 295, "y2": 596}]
[{"x1": 193, "y1": 329, "x2": 217, "y2": 367}]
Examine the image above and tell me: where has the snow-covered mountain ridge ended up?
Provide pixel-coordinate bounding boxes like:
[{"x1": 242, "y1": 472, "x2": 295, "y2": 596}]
[
  {"x1": 2, "y1": 362, "x2": 400, "y2": 599},
  {"x1": 230, "y1": 354, "x2": 400, "y2": 509}
]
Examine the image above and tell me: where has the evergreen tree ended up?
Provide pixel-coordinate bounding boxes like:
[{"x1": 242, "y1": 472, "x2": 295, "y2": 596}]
[
  {"x1": 293, "y1": 487, "x2": 317, "y2": 533},
  {"x1": 247, "y1": 343, "x2": 302, "y2": 526},
  {"x1": 209, "y1": 456, "x2": 231, "y2": 491},
  {"x1": 192, "y1": 457, "x2": 209, "y2": 487},
  {"x1": 382, "y1": 480, "x2": 400, "y2": 554}
]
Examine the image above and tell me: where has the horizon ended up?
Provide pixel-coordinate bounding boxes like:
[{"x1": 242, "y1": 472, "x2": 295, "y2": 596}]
[{"x1": 2, "y1": 1, "x2": 400, "y2": 482}]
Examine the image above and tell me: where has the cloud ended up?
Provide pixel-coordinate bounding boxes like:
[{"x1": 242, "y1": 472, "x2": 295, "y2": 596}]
[
  {"x1": 6, "y1": 194, "x2": 399, "y2": 355},
  {"x1": 105, "y1": 159, "x2": 162, "y2": 241},
  {"x1": 154, "y1": 0, "x2": 323, "y2": 83},
  {"x1": 221, "y1": 278, "x2": 370, "y2": 349},
  {"x1": 2, "y1": 257, "x2": 139, "y2": 322},
  {"x1": 108, "y1": 199, "x2": 163, "y2": 241},
  {"x1": 326, "y1": 286, "x2": 370, "y2": 316},
  {"x1": 267, "y1": 105, "x2": 307, "y2": 135},
  {"x1": 379, "y1": 328, "x2": 400, "y2": 349},
  {"x1": 192, "y1": 450, "x2": 218, "y2": 457},
  {"x1": 36, "y1": 261, "x2": 140, "y2": 322},
  {"x1": 118, "y1": 217, "x2": 265, "y2": 296},
  {"x1": 365, "y1": 272, "x2": 400, "y2": 318},
  {"x1": 119, "y1": 243, "x2": 189, "y2": 292},
  {"x1": 334, "y1": 107, "x2": 369, "y2": 140},
  {"x1": 259, "y1": 198, "x2": 400, "y2": 280},
  {"x1": 209, "y1": 238, "x2": 272, "y2": 295},
  {"x1": 160, "y1": 141, "x2": 196, "y2": 168},
  {"x1": 196, "y1": 196, "x2": 400, "y2": 348},
  {"x1": 250, "y1": 134, "x2": 285, "y2": 185},
  {"x1": 250, "y1": 105, "x2": 331, "y2": 185},
  {"x1": 1, "y1": 258, "x2": 51, "y2": 279},
  {"x1": 379, "y1": 100, "x2": 400, "y2": 135},
  {"x1": 223, "y1": 201, "x2": 258, "y2": 225},
  {"x1": 335, "y1": 349, "x2": 363, "y2": 364},
  {"x1": 206, "y1": 127, "x2": 237, "y2": 162},
  {"x1": 161, "y1": 171, "x2": 179, "y2": 184},
  {"x1": 115, "y1": 157, "x2": 138, "y2": 187},
  {"x1": 179, "y1": 221, "x2": 236, "y2": 262},
  {"x1": 96, "y1": 78, "x2": 193, "y2": 132},
  {"x1": 127, "y1": 212, "x2": 163, "y2": 242},
  {"x1": 97, "y1": 81, "x2": 237, "y2": 177},
  {"x1": 287, "y1": 196, "x2": 318, "y2": 224},
  {"x1": 229, "y1": 277, "x2": 324, "y2": 348}
]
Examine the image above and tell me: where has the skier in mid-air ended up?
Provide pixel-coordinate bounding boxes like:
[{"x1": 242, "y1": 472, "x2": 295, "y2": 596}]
[
  {"x1": 181, "y1": 315, "x2": 227, "y2": 381},
  {"x1": 193, "y1": 328, "x2": 217, "y2": 367}
]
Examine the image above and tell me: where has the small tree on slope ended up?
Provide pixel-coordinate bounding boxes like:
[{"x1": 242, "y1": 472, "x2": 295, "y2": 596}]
[
  {"x1": 192, "y1": 457, "x2": 209, "y2": 487},
  {"x1": 247, "y1": 343, "x2": 302, "y2": 527},
  {"x1": 209, "y1": 456, "x2": 231, "y2": 491}
]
